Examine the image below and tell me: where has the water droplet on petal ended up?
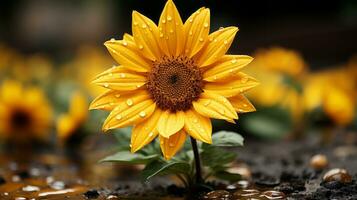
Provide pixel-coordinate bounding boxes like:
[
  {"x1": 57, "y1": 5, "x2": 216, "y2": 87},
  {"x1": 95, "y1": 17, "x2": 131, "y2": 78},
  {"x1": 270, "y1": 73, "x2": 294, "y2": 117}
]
[
  {"x1": 161, "y1": 19, "x2": 166, "y2": 24},
  {"x1": 231, "y1": 59, "x2": 237, "y2": 64},
  {"x1": 169, "y1": 143, "x2": 175, "y2": 147},
  {"x1": 167, "y1": 16, "x2": 172, "y2": 21},
  {"x1": 189, "y1": 18, "x2": 193, "y2": 23},
  {"x1": 199, "y1": 38, "x2": 204, "y2": 42},
  {"x1": 122, "y1": 41, "x2": 128, "y2": 46},
  {"x1": 139, "y1": 45, "x2": 144, "y2": 50},
  {"x1": 169, "y1": 29, "x2": 174, "y2": 34},
  {"x1": 159, "y1": 33, "x2": 164, "y2": 38},
  {"x1": 189, "y1": 31, "x2": 193, "y2": 36},
  {"x1": 120, "y1": 73, "x2": 126, "y2": 78},
  {"x1": 115, "y1": 94, "x2": 121, "y2": 98},
  {"x1": 139, "y1": 111, "x2": 146, "y2": 118},
  {"x1": 193, "y1": 118, "x2": 198, "y2": 123},
  {"x1": 126, "y1": 99, "x2": 133, "y2": 106},
  {"x1": 110, "y1": 38, "x2": 115, "y2": 42},
  {"x1": 149, "y1": 132, "x2": 154, "y2": 137},
  {"x1": 204, "y1": 22, "x2": 209, "y2": 28},
  {"x1": 224, "y1": 40, "x2": 228, "y2": 45},
  {"x1": 142, "y1": 24, "x2": 147, "y2": 28},
  {"x1": 104, "y1": 83, "x2": 109, "y2": 88},
  {"x1": 116, "y1": 115, "x2": 122, "y2": 120},
  {"x1": 133, "y1": 21, "x2": 138, "y2": 26}
]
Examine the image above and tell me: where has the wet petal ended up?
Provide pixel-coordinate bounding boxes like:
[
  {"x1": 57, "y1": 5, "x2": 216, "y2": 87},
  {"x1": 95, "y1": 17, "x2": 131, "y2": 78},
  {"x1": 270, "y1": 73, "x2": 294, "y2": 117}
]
[
  {"x1": 204, "y1": 72, "x2": 259, "y2": 97},
  {"x1": 131, "y1": 109, "x2": 161, "y2": 153},
  {"x1": 193, "y1": 91, "x2": 237, "y2": 121},
  {"x1": 104, "y1": 39, "x2": 151, "y2": 72},
  {"x1": 184, "y1": 110, "x2": 212, "y2": 144},
  {"x1": 123, "y1": 33, "x2": 134, "y2": 42},
  {"x1": 158, "y1": 0, "x2": 184, "y2": 56},
  {"x1": 203, "y1": 55, "x2": 253, "y2": 82},
  {"x1": 228, "y1": 94, "x2": 256, "y2": 113},
  {"x1": 102, "y1": 92, "x2": 156, "y2": 131},
  {"x1": 184, "y1": 8, "x2": 210, "y2": 58},
  {"x1": 195, "y1": 27, "x2": 238, "y2": 67},
  {"x1": 89, "y1": 89, "x2": 146, "y2": 111},
  {"x1": 92, "y1": 66, "x2": 146, "y2": 91},
  {"x1": 159, "y1": 129, "x2": 186, "y2": 160},
  {"x1": 157, "y1": 110, "x2": 185, "y2": 138},
  {"x1": 132, "y1": 11, "x2": 162, "y2": 61}
]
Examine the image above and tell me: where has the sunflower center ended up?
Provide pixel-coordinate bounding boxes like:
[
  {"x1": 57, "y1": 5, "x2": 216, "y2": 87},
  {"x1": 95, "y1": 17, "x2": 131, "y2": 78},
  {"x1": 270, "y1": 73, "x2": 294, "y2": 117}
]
[
  {"x1": 147, "y1": 56, "x2": 204, "y2": 112},
  {"x1": 10, "y1": 109, "x2": 31, "y2": 130}
]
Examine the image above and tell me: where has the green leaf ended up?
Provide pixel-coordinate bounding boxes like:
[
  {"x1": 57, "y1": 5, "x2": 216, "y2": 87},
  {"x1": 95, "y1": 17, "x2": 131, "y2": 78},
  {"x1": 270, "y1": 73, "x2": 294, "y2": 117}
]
[
  {"x1": 214, "y1": 171, "x2": 242, "y2": 182},
  {"x1": 100, "y1": 151, "x2": 158, "y2": 164},
  {"x1": 210, "y1": 131, "x2": 244, "y2": 147},
  {"x1": 201, "y1": 146, "x2": 236, "y2": 168},
  {"x1": 141, "y1": 160, "x2": 191, "y2": 181}
]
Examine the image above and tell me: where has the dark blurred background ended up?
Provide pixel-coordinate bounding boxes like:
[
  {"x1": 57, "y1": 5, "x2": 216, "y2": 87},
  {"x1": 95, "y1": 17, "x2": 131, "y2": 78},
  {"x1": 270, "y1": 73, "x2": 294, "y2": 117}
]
[{"x1": 1, "y1": 0, "x2": 357, "y2": 68}]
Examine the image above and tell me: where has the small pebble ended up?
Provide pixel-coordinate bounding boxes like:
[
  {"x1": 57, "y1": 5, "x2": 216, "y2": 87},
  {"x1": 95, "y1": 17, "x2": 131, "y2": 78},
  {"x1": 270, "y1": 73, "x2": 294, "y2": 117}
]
[
  {"x1": 203, "y1": 190, "x2": 231, "y2": 200},
  {"x1": 227, "y1": 165, "x2": 251, "y2": 179},
  {"x1": 261, "y1": 190, "x2": 286, "y2": 199},
  {"x1": 22, "y1": 185, "x2": 40, "y2": 192},
  {"x1": 323, "y1": 168, "x2": 352, "y2": 184},
  {"x1": 310, "y1": 154, "x2": 328, "y2": 170},
  {"x1": 233, "y1": 189, "x2": 261, "y2": 198},
  {"x1": 50, "y1": 181, "x2": 66, "y2": 190},
  {"x1": 226, "y1": 180, "x2": 250, "y2": 191}
]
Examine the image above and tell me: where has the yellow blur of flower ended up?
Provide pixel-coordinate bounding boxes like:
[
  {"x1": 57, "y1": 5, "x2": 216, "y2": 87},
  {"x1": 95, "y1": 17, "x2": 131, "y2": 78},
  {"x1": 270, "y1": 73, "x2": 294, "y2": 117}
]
[
  {"x1": 61, "y1": 46, "x2": 114, "y2": 97},
  {"x1": 253, "y1": 47, "x2": 307, "y2": 76},
  {"x1": 246, "y1": 47, "x2": 306, "y2": 121},
  {"x1": 57, "y1": 92, "x2": 88, "y2": 141},
  {"x1": 303, "y1": 68, "x2": 355, "y2": 126},
  {"x1": 90, "y1": 0, "x2": 258, "y2": 159},
  {"x1": 0, "y1": 80, "x2": 53, "y2": 141}
]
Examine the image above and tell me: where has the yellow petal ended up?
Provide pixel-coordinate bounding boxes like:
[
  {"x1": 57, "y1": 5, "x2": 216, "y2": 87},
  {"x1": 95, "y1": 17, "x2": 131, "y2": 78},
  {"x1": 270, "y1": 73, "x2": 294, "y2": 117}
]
[
  {"x1": 195, "y1": 27, "x2": 238, "y2": 67},
  {"x1": 132, "y1": 11, "x2": 162, "y2": 61},
  {"x1": 131, "y1": 109, "x2": 161, "y2": 153},
  {"x1": 228, "y1": 94, "x2": 256, "y2": 113},
  {"x1": 123, "y1": 33, "x2": 134, "y2": 43},
  {"x1": 193, "y1": 91, "x2": 237, "y2": 121},
  {"x1": 184, "y1": 110, "x2": 212, "y2": 144},
  {"x1": 157, "y1": 110, "x2": 185, "y2": 138},
  {"x1": 184, "y1": 8, "x2": 210, "y2": 58},
  {"x1": 89, "y1": 89, "x2": 147, "y2": 111},
  {"x1": 159, "y1": 129, "x2": 186, "y2": 160},
  {"x1": 104, "y1": 39, "x2": 151, "y2": 72},
  {"x1": 69, "y1": 92, "x2": 88, "y2": 122},
  {"x1": 203, "y1": 55, "x2": 253, "y2": 82},
  {"x1": 92, "y1": 66, "x2": 146, "y2": 91},
  {"x1": 102, "y1": 92, "x2": 156, "y2": 131},
  {"x1": 204, "y1": 73, "x2": 259, "y2": 97},
  {"x1": 158, "y1": 0, "x2": 184, "y2": 56},
  {"x1": 57, "y1": 114, "x2": 76, "y2": 141},
  {"x1": 0, "y1": 80, "x2": 23, "y2": 103}
]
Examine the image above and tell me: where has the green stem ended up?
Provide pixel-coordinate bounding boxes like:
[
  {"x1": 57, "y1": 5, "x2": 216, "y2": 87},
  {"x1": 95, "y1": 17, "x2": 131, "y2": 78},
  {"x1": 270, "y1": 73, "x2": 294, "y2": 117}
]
[{"x1": 190, "y1": 136, "x2": 203, "y2": 184}]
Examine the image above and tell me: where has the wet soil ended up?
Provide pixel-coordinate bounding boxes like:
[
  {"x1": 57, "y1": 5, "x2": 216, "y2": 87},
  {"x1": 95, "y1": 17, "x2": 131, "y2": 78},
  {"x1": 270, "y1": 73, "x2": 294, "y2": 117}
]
[{"x1": 0, "y1": 130, "x2": 356, "y2": 199}]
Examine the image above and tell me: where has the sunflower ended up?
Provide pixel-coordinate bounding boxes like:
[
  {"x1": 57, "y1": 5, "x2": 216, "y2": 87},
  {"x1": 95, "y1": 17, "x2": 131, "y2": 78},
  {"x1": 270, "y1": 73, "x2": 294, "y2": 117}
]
[
  {"x1": 57, "y1": 91, "x2": 88, "y2": 142},
  {"x1": 90, "y1": 0, "x2": 258, "y2": 159},
  {"x1": 0, "y1": 80, "x2": 52, "y2": 141}
]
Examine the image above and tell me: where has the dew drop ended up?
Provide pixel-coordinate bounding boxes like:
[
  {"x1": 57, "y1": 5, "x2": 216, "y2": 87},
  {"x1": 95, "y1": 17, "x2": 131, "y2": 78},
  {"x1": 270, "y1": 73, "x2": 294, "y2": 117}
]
[
  {"x1": 243, "y1": 104, "x2": 248, "y2": 107},
  {"x1": 167, "y1": 16, "x2": 172, "y2": 21},
  {"x1": 169, "y1": 29, "x2": 174, "y2": 34},
  {"x1": 104, "y1": 83, "x2": 109, "y2": 88},
  {"x1": 122, "y1": 41, "x2": 128, "y2": 46},
  {"x1": 169, "y1": 143, "x2": 175, "y2": 147},
  {"x1": 204, "y1": 22, "x2": 209, "y2": 28},
  {"x1": 231, "y1": 59, "x2": 237, "y2": 64},
  {"x1": 110, "y1": 38, "x2": 115, "y2": 42},
  {"x1": 116, "y1": 115, "x2": 122, "y2": 120},
  {"x1": 126, "y1": 99, "x2": 133, "y2": 106},
  {"x1": 120, "y1": 73, "x2": 126, "y2": 78},
  {"x1": 115, "y1": 94, "x2": 121, "y2": 98},
  {"x1": 224, "y1": 40, "x2": 228, "y2": 45},
  {"x1": 133, "y1": 21, "x2": 138, "y2": 26},
  {"x1": 189, "y1": 18, "x2": 193, "y2": 23},
  {"x1": 161, "y1": 19, "x2": 166, "y2": 24},
  {"x1": 149, "y1": 132, "x2": 154, "y2": 137},
  {"x1": 238, "y1": 109, "x2": 244, "y2": 112},
  {"x1": 193, "y1": 118, "x2": 198, "y2": 123},
  {"x1": 189, "y1": 31, "x2": 193, "y2": 36},
  {"x1": 159, "y1": 33, "x2": 164, "y2": 38},
  {"x1": 139, "y1": 45, "x2": 144, "y2": 50},
  {"x1": 139, "y1": 111, "x2": 146, "y2": 118},
  {"x1": 142, "y1": 24, "x2": 147, "y2": 29},
  {"x1": 199, "y1": 38, "x2": 204, "y2": 42}
]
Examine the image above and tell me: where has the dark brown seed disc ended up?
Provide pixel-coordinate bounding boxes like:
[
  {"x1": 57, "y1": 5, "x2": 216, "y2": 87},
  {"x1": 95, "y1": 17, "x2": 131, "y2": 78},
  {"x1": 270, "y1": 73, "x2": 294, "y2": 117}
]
[{"x1": 146, "y1": 56, "x2": 204, "y2": 112}]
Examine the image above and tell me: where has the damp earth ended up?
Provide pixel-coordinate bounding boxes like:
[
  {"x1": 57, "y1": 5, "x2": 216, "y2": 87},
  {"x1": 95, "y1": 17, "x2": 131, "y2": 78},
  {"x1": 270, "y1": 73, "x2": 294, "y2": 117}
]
[{"x1": 0, "y1": 131, "x2": 356, "y2": 200}]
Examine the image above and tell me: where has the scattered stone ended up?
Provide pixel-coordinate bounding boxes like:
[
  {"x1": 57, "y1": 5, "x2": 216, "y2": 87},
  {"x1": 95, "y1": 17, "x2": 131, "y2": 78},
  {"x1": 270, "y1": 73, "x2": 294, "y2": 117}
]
[
  {"x1": 323, "y1": 168, "x2": 352, "y2": 184},
  {"x1": 22, "y1": 185, "x2": 40, "y2": 192},
  {"x1": 233, "y1": 189, "x2": 260, "y2": 198},
  {"x1": 226, "y1": 180, "x2": 250, "y2": 191},
  {"x1": 261, "y1": 190, "x2": 286, "y2": 199},
  {"x1": 310, "y1": 154, "x2": 328, "y2": 170},
  {"x1": 203, "y1": 190, "x2": 231, "y2": 200},
  {"x1": 49, "y1": 181, "x2": 66, "y2": 190},
  {"x1": 227, "y1": 165, "x2": 251, "y2": 179},
  {"x1": 254, "y1": 173, "x2": 280, "y2": 187},
  {"x1": 84, "y1": 189, "x2": 100, "y2": 199}
]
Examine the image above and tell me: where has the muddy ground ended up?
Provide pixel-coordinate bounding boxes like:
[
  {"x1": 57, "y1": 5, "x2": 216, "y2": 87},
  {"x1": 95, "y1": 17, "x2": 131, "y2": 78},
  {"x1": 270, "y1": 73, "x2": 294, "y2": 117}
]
[{"x1": 0, "y1": 130, "x2": 356, "y2": 199}]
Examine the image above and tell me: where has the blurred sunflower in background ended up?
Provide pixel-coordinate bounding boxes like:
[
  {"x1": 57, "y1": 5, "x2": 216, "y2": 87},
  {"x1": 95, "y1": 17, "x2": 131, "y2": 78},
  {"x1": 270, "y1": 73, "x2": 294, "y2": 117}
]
[
  {"x1": 0, "y1": 80, "x2": 53, "y2": 142},
  {"x1": 303, "y1": 68, "x2": 356, "y2": 126},
  {"x1": 57, "y1": 91, "x2": 88, "y2": 144},
  {"x1": 90, "y1": 0, "x2": 258, "y2": 159}
]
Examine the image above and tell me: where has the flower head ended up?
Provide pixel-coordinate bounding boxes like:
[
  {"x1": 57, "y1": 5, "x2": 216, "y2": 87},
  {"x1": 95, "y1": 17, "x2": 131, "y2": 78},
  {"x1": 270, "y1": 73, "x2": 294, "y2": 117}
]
[
  {"x1": 90, "y1": 0, "x2": 258, "y2": 159},
  {"x1": 0, "y1": 80, "x2": 52, "y2": 141}
]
